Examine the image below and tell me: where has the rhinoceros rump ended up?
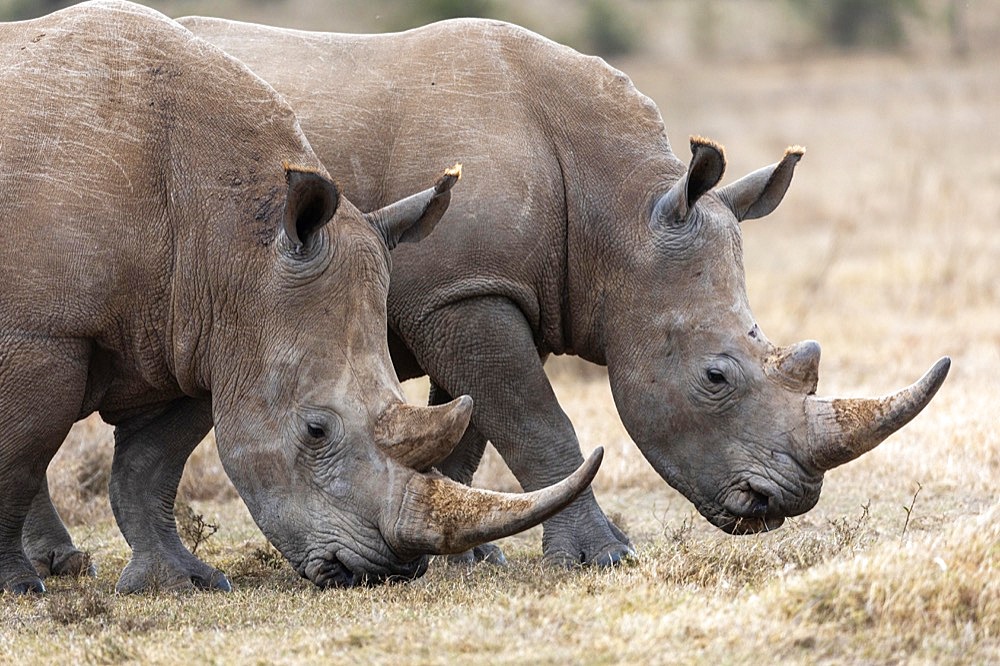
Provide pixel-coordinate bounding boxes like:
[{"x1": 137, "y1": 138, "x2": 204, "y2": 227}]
[
  {"x1": 182, "y1": 17, "x2": 949, "y2": 563},
  {"x1": 0, "y1": 2, "x2": 600, "y2": 594}
]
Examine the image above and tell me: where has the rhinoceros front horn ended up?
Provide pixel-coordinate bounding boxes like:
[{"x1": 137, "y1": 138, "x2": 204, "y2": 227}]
[
  {"x1": 385, "y1": 448, "x2": 604, "y2": 558},
  {"x1": 804, "y1": 357, "x2": 950, "y2": 471}
]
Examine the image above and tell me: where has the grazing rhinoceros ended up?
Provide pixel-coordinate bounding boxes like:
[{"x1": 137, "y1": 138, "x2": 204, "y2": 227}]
[
  {"x1": 180, "y1": 17, "x2": 949, "y2": 567},
  {"x1": 0, "y1": 2, "x2": 601, "y2": 594}
]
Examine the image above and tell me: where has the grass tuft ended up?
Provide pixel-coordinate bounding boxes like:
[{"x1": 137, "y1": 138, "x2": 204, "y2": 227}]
[{"x1": 46, "y1": 586, "x2": 112, "y2": 626}]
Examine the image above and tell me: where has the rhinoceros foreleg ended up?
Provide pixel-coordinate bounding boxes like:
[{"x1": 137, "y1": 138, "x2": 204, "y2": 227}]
[
  {"x1": 22, "y1": 479, "x2": 95, "y2": 578},
  {"x1": 0, "y1": 337, "x2": 89, "y2": 594},
  {"x1": 429, "y1": 382, "x2": 489, "y2": 486},
  {"x1": 427, "y1": 383, "x2": 507, "y2": 566},
  {"x1": 109, "y1": 397, "x2": 230, "y2": 593},
  {"x1": 398, "y1": 296, "x2": 633, "y2": 567}
]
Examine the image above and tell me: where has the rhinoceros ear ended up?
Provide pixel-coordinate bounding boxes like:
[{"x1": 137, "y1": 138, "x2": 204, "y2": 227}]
[
  {"x1": 281, "y1": 166, "x2": 340, "y2": 253},
  {"x1": 717, "y1": 146, "x2": 804, "y2": 222},
  {"x1": 364, "y1": 164, "x2": 462, "y2": 250},
  {"x1": 652, "y1": 136, "x2": 726, "y2": 228}
]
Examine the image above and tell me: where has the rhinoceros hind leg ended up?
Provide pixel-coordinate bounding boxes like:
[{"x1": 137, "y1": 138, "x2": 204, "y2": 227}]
[
  {"x1": 23, "y1": 479, "x2": 96, "y2": 578},
  {"x1": 400, "y1": 297, "x2": 634, "y2": 567},
  {"x1": 109, "y1": 397, "x2": 230, "y2": 594},
  {"x1": 0, "y1": 337, "x2": 90, "y2": 594}
]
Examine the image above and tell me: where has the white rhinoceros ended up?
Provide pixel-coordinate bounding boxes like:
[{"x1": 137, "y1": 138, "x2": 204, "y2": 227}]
[
  {"x1": 1, "y1": 3, "x2": 600, "y2": 594},
  {"x1": 178, "y1": 15, "x2": 949, "y2": 567}
]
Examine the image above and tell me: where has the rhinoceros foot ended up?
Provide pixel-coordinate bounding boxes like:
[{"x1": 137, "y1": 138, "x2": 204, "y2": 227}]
[
  {"x1": 445, "y1": 542, "x2": 508, "y2": 567},
  {"x1": 541, "y1": 500, "x2": 636, "y2": 568},
  {"x1": 1, "y1": 567, "x2": 45, "y2": 595},
  {"x1": 115, "y1": 554, "x2": 231, "y2": 594},
  {"x1": 31, "y1": 545, "x2": 96, "y2": 579},
  {"x1": 4, "y1": 577, "x2": 46, "y2": 594},
  {"x1": 542, "y1": 541, "x2": 636, "y2": 568}
]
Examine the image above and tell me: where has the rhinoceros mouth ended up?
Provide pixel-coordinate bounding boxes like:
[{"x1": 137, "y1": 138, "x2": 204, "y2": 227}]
[
  {"x1": 302, "y1": 553, "x2": 359, "y2": 588},
  {"x1": 705, "y1": 481, "x2": 798, "y2": 534},
  {"x1": 700, "y1": 502, "x2": 787, "y2": 535},
  {"x1": 303, "y1": 549, "x2": 429, "y2": 589},
  {"x1": 717, "y1": 514, "x2": 786, "y2": 535}
]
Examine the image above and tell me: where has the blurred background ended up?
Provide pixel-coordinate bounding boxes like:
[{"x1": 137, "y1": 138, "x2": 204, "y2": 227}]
[
  {"x1": 6, "y1": 0, "x2": 996, "y2": 543},
  {"x1": 0, "y1": 0, "x2": 994, "y2": 60}
]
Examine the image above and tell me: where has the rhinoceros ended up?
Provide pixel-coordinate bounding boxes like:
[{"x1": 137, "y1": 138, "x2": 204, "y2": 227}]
[
  {"x1": 0, "y1": 2, "x2": 601, "y2": 594},
  {"x1": 179, "y1": 16, "x2": 949, "y2": 567}
]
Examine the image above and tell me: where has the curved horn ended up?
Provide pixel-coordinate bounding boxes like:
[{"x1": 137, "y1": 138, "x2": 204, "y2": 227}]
[
  {"x1": 385, "y1": 447, "x2": 604, "y2": 557},
  {"x1": 804, "y1": 357, "x2": 950, "y2": 471},
  {"x1": 376, "y1": 396, "x2": 473, "y2": 471}
]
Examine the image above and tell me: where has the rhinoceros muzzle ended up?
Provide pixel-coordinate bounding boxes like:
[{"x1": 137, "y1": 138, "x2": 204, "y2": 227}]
[
  {"x1": 726, "y1": 515, "x2": 786, "y2": 535},
  {"x1": 289, "y1": 396, "x2": 603, "y2": 588},
  {"x1": 714, "y1": 477, "x2": 805, "y2": 535},
  {"x1": 303, "y1": 554, "x2": 359, "y2": 589},
  {"x1": 302, "y1": 545, "x2": 430, "y2": 589}
]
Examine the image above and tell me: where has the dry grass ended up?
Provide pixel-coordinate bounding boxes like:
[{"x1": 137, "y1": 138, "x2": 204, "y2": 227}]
[
  {"x1": 4, "y1": 3, "x2": 1000, "y2": 665},
  {"x1": 1, "y1": 504, "x2": 995, "y2": 664}
]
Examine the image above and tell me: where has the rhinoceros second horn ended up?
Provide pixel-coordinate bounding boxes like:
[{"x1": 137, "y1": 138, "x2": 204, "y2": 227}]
[{"x1": 376, "y1": 395, "x2": 474, "y2": 471}]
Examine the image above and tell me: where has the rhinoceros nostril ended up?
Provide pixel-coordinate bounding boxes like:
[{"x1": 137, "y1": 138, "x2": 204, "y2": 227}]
[{"x1": 748, "y1": 490, "x2": 769, "y2": 517}]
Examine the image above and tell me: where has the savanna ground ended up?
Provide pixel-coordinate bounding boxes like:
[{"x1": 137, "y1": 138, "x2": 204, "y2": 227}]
[{"x1": 2, "y1": 1, "x2": 998, "y2": 664}]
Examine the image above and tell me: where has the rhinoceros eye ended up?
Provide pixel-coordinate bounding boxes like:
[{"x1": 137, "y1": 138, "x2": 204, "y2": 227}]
[
  {"x1": 306, "y1": 422, "x2": 327, "y2": 440},
  {"x1": 297, "y1": 411, "x2": 345, "y2": 450},
  {"x1": 706, "y1": 368, "x2": 728, "y2": 385}
]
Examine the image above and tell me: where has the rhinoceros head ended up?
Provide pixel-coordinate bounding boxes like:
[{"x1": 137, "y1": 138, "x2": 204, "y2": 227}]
[
  {"x1": 602, "y1": 137, "x2": 948, "y2": 534},
  {"x1": 211, "y1": 165, "x2": 600, "y2": 586}
]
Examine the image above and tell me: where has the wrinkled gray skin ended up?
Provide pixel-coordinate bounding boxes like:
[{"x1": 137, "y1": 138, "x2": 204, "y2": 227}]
[
  {"x1": 2, "y1": 3, "x2": 601, "y2": 595},
  {"x1": 182, "y1": 17, "x2": 950, "y2": 566}
]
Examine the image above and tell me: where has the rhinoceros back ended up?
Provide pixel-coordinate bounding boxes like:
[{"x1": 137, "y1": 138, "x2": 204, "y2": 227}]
[{"x1": 0, "y1": 1, "x2": 316, "y2": 337}]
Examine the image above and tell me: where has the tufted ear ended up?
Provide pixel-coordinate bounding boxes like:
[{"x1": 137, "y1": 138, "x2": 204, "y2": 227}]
[
  {"x1": 364, "y1": 164, "x2": 462, "y2": 250},
  {"x1": 652, "y1": 136, "x2": 727, "y2": 228},
  {"x1": 717, "y1": 146, "x2": 804, "y2": 222},
  {"x1": 281, "y1": 165, "x2": 340, "y2": 252}
]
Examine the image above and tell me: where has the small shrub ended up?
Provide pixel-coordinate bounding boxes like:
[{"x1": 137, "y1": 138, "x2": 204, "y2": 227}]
[
  {"x1": 226, "y1": 542, "x2": 290, "y2": 587},
  {"x1": 174, "y1": 501, "x2": 219, "y2": 556},
  {"x1": 665, "y1": 514, "x2": 696, "y2": 546},
  {"x1": 828, "y1": 501, "x2": 873, "y2": 552}
]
